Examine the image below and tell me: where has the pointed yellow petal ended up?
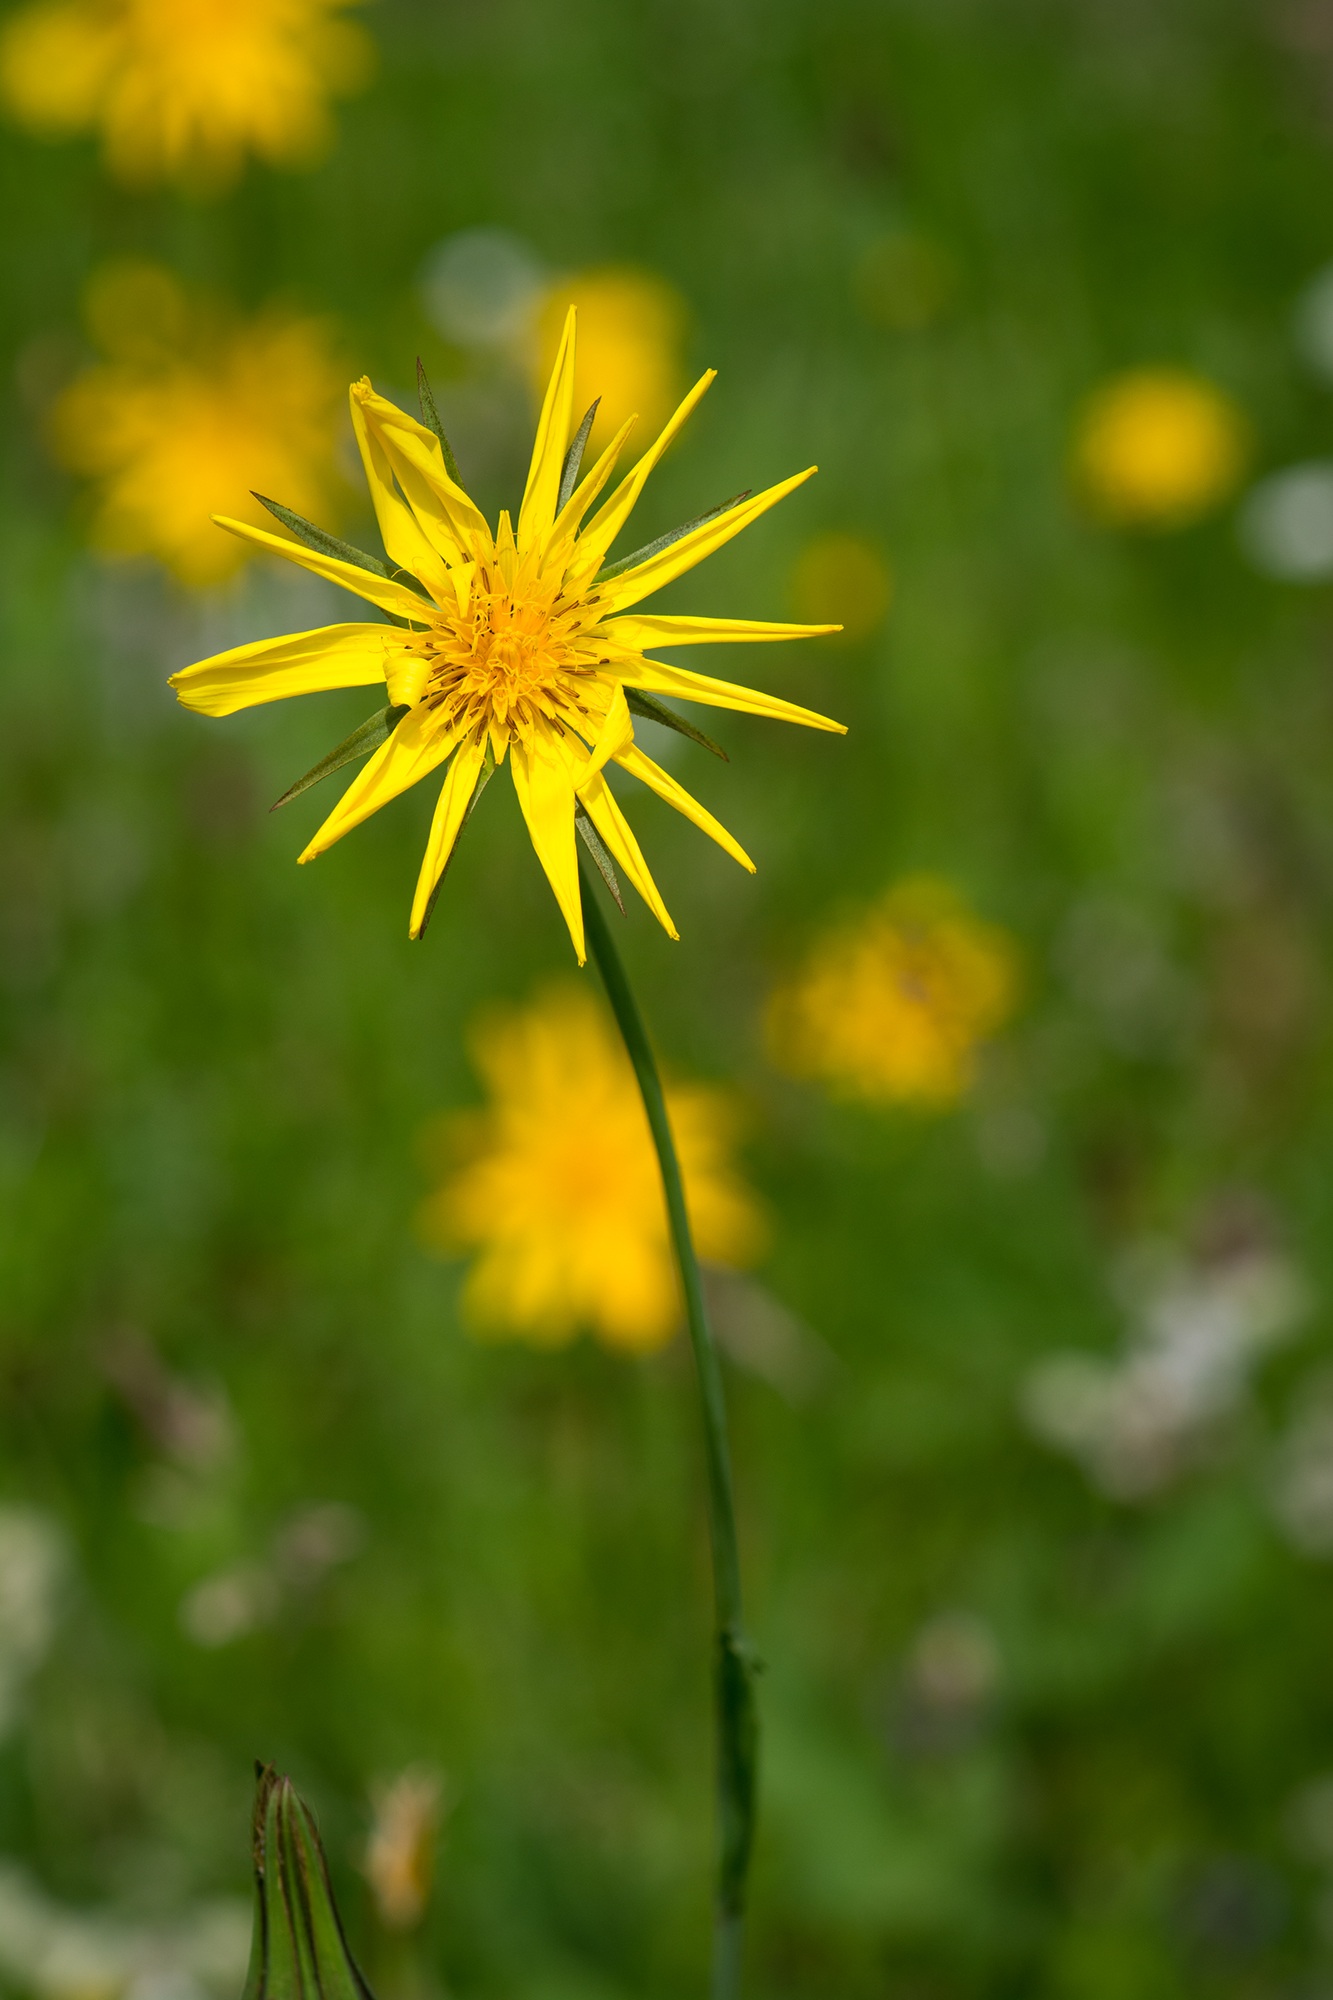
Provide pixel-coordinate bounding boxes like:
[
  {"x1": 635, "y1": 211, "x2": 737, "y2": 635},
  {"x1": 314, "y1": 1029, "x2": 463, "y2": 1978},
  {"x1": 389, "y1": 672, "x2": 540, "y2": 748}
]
[
  {"x1": 510, "y1": 723, "x2": 585, "y2": 962},
  {"x1": 518, "y1": 306, "x2": 577, "y2": 551},
  {"x1": 350, "y1": 381, "x2": 490, "y2": 560},
  {"x1": 349, "y1": 384, "x2": 455, "y2": 598},
  {"x1": 212, "y1": 516, "x2": 432, "y2": 622},
  {"x1": 540, "y1": 414, "x2": 636, "y2": 570},
  {"x1": 408, "y1": 734, "x2": 488, "y2": 938},
  {"x1": 563, "y1": 371, "x2": 716, "y2": 588},
  {"x1": 585, "y1": 683, "x2": 634, "y2": 779},
  {"x1": 299, "y1": 705, "x2": 459, "y2": 862},
  {"x1": 615, "y1": 743, "x2": 755, "y2": 872},
  {"x1": 615, "y1": 654, "x2": 846, "y2": 733},
  {"x1": 602, "y1": 614, "x2": 842, "y2": 647},
  {"x1": 169, "y1": 624, "x2": 391, "y2": 717},
  {"x1": 576, "y1": 768, "x2": 678, "y2": 939},
  {"x1": 594, "y1": 467, "x2": 818, "y2": 613}
]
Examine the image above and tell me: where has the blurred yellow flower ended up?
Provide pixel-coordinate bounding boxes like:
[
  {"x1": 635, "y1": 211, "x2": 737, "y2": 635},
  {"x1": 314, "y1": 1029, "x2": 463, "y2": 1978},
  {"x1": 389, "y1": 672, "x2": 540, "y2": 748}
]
[
  {"x1": 766, "y1": 877, "x2": 1018, "y2": 1107},
  {"x1": 363, "y1": 1768, "x2": 444, "y2": 1932},
  {"x1": 1072, "y1": 367, "x2": 1249, "y2": 527},
  {"x1": 417, "y1": 986, "x2": 767, "y2": 1352},
  {"x1": 0, "y1": 0, "x2": 372, "y2": 188},
  {"x1": 533, "y1": 268, "x2": 686, "y2": 452},
  {"x1": 790, "y1": 532, "x2": 892, "y2": 642},
  {"x1": 51, "y1": 261, "x2": 346, "y2": 587}
]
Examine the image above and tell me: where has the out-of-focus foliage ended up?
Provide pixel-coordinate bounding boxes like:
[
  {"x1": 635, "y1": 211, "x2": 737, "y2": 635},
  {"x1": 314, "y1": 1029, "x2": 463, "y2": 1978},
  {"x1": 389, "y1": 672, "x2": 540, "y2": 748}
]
[{"x1": 5, "y1": 4, "x2": 1333, "y2": 2000}]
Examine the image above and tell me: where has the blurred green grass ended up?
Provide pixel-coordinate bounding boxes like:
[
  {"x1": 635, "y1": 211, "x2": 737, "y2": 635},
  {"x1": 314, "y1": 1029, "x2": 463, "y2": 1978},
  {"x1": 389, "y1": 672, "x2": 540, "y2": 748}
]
[{"x1": 6, "y1": 3, "x2": 1333, "y2": 1999}]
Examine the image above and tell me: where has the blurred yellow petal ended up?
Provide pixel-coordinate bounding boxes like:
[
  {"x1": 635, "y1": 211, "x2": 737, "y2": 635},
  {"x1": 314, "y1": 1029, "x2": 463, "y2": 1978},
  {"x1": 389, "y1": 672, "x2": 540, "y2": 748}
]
[
  {"x1": 418, "y1": 985, "x2": 764, "y2": 1351},
  {"x1": 169, "y1": 623, "x2": 391, "y2": 716},
  {"x1": 767, "y1": 877, "x2": 1019, "y2": 1107},
  {"x1": 0, "y1": 0, "x2": 374, "y2": 188},
  {"x1": 1072, "y1": 368, "x2": 1249, "y2": 528}
]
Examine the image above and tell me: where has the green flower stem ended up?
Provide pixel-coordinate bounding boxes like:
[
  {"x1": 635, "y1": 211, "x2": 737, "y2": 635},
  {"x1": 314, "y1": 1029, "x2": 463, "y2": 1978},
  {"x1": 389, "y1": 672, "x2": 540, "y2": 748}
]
[{"x1": 579, "y1": 863, "x2": 758, "y2": 2000}]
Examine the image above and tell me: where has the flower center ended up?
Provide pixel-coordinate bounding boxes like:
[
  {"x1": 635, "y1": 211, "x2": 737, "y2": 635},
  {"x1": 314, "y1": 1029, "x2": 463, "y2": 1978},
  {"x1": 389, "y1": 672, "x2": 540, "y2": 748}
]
[{"x1": 414, "y1": 568, "x2": 597, "y2": 749}]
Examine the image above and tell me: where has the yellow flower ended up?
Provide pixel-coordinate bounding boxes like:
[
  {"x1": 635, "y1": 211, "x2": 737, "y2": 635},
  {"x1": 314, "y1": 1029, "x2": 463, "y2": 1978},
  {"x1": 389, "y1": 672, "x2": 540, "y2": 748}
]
[
  {"x1": 51, "y1": 261, "x2": 346, "y2": 587},
  {"x1": 766, "y1": 877, "x2": 1018, "y2": 1107},
  {"x1": 170, "y1": 309, "x2": 845, "y2": 952},
  {"x1": 532, "y1": 268, "x2": 686, "y2": 452},
  {"x1": 0, "y1": 0, "x2": 371, "y2": 189},
  {"x1": 1072, "y1": 368, "x2": 1249, "y2": 527},
  {"x1": 417, "y1": 986, "x2": 767, "y2": 1353},
  {"x1": 790, "y1": 531, "x2": 892, "y2": 643},
  {"x1": 362, "y1": 1768, "x2": 444, "y2": 1931}
]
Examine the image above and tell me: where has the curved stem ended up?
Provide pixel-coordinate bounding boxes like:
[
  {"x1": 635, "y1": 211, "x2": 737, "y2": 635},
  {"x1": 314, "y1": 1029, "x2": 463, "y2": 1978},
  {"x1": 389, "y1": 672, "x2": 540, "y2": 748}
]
[{"x1": 579, "y1": 865, "x2": 757, "y2": 2000}]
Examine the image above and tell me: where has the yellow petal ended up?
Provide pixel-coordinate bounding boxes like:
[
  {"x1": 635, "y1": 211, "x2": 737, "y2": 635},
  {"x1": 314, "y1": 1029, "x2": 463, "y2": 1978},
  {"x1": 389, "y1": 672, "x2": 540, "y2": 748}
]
[
  {"x1": 510, "y1": 724, "x2": 585, "y2": 962},
  {"x1": 585, "y1": 683, "x2": 634, "y2": 779},
  {"x1": 350, "y1": 381, "x2": 490, "y2": 560},
  {"x1": 594, "y1": 467, "x2": 818, "y2": 613},
  {"x1": 169, "y1": 623, "x2": 391, "y2": 717},
  {"x1": 299, "y1": 705, "x2": 459, "y2": 862},
  {"x1": 539, "y1": 414, "x2": 637, "y2": 571},
  {"x1": 602, "y1": 614, "x2": 842, "y2": 647},
  {"x1": 615, "y1": 654, "x2": 846, "y2": 733},
  {"x1": 349, "y1": 385, "x2": 455, "y2": 598},
  {"x1": 409, "y1": 734, "x2": 489, "y2": 938},
  {"x1": 518, "y1": 306, "x2": 577, "y2": 552},
  {"x1": 563, "y1": 371, "x2": 716, "y2": 588},
  {"x1": 576, "y1": 767, "x2": 678, "y2": 939},
  {"x1": 615, "y1": 743, "x2": 755, "y2": 873},
  {"x1": 212, "y1": 516, "x2": 432, "y2": 622}
]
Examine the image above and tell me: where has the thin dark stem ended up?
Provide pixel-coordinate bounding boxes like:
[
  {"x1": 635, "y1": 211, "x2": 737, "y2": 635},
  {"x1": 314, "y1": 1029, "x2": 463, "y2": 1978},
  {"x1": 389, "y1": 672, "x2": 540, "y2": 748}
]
[{"x1": 579, "y1": 864, "x2": 757, "y2": 2000}]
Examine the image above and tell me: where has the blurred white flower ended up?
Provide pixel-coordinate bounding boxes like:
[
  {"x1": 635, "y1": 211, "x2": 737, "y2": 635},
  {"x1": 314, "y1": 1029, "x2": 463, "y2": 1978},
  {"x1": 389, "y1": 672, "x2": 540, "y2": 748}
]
[
  {"x1": 418, "y1": 228, "x2": 546, "y2": 349},
  {"x1": 0, "y1": 1866, "x2": 247, "y2": 2000},
  {"x1": 179, "y1": 1502, "x2": 366, "y2": 1648},
  {"x1": 1271, "y1": 1372, "x2": 1333, "y2": 1555},
  {"x1": 703, "y1": 1268, "x2": 835, "y2": 1403},
  {"x1": 1239, "y1": 463, "x2": 1333, "y2": 580},
  {"x1": 1023, "y1": 1226, "x2": 1306, "y2": 1498},
  {"x1": 906, "y1": 1611, "x2": 1000, "y2": 1713},
  {"x1": 1294, "y1": 263, "x2": 1333, "y2": 380},
  {"x1": 363, "y1": 1766, "x2": 447, "y2": 1931},
  {"x1": 0, "y1": 1507, "x2": 68, "y2": 1736}
]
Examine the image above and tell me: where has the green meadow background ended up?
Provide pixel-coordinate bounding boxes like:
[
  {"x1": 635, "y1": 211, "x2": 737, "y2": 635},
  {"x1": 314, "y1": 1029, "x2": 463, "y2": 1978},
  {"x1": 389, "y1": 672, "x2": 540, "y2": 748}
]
[{"x1": 6, "y1": 3, "x2": 1333, "y2": 1999}]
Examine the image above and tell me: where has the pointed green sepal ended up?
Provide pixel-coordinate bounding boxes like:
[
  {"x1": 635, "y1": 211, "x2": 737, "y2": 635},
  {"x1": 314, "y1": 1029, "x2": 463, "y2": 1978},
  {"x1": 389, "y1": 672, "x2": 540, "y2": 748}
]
[
  {"x1": 271, "y1": 705, "x2": 410, "y2": 812},
  {"x1": 416, "y1": 361, "x2": 463, "y2": 486},
  {"x1": 245, "y1": 1763, "x2": 376, "y2": 2000},
  {"x1": 417, "y1": 745, "x2": 497, "y2": 938},
  {"x1": 575, "y1": 806, "x2": 625, "y2": 913},
  {"x1": 595, "y1": 492, "x2": 752, "y2": 582},
  {"x1": 253, "y1": 495, "x2": 392, "y2": 582},
  {"x1": 558, "y1": 400, "x2": 601, "y2": 513},
  {"x1": 625, "y1": 688, "x2": 728, "y2": 762}
]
